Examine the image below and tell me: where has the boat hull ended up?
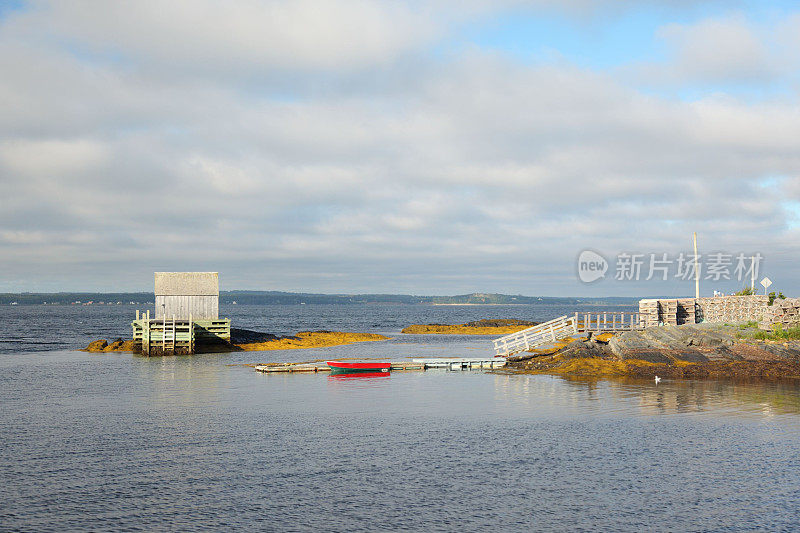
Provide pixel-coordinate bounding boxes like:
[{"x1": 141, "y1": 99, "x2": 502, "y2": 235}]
[{"x1": 326, "y1": 361, "x2": 391, "y2": 374}]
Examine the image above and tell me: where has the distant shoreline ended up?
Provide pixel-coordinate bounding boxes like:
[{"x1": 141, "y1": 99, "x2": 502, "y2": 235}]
[{"x1": 430, "y1": 303, "x2": 529, "y2": 306}]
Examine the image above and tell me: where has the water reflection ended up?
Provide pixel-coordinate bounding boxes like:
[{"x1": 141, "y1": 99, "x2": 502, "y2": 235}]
[
  {"x1": 494, "y1": 373, "x2": 800, "y2": 419},
  {"x1": 133, "y1": 353, "x2": 229, "y2": 408},
  {"x1": 328, "y1": 371, "x2": 391, "y2": 381}
]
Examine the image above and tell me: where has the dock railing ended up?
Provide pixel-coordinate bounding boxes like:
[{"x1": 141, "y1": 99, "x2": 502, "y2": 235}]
[
  {"x1": 493, "y1": 315, "x2": 578, "y2": 357},
  {"x1": 493, "y1": 311, "x2": 645, "y2": 357},
  {"x1": 576, "y1": 312, "x2": 643, "y2": 334}
]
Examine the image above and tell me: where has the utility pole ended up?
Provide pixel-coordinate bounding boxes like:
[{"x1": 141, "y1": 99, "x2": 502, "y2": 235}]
[{"x1": 693, "y1": 232, "x2": 699, "y2": 298}]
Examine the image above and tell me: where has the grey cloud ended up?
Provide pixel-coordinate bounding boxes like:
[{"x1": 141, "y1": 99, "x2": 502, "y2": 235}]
[{"x1": 0, "y1": 2, "x2": 799, "y2": 294}]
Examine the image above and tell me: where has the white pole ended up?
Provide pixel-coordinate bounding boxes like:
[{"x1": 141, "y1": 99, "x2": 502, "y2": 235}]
[
  {"x1": 693, "y1": 232, "x2": 699, "y2": 298},
  {"x1": 751, "y1": 256, "x2": 755, "y2": 292}
]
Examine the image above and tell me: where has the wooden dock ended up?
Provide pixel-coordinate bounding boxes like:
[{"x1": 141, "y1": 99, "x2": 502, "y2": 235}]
[
  {"x1": 254, "y1": 358, "x2": 502, "y2": 373},
  {"x1": 132, "y1": 310, "x2": 231, "y2": 355},
  {"x1": 411, "y1": 358, "x2": 505, "y2": 369}
]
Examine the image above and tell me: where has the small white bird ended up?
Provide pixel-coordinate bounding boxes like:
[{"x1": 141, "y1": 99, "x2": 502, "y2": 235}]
[{"x1": 655, "y1": 376, "x2": 661, "y2": 384}]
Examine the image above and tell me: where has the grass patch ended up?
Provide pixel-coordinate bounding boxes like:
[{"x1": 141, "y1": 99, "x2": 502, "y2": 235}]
[
  {"x1": 738, "y1": 321, "x2": 759, "y2": 330},
  {"x1": 750, "y1": 325, "x2": 800, "y2": 341}
]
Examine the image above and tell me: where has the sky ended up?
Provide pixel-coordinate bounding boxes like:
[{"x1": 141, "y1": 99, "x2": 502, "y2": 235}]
[{"x1": 1, "y1": 0, "x2": 800, "y2": 296}]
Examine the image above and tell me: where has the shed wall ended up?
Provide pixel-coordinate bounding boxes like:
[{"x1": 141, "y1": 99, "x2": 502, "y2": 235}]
[
  {"x1": 156, "y1": 295, "x2": 219, "y2": 320},
  {"x1": 154, "y1": 272, "x2": 218, "y2": 296}
]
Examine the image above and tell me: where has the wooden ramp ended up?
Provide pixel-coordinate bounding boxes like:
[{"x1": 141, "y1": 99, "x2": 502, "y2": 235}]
[
  {"x1": 493, "y1": 315, "x2": 578, "y2": 357},
  {"x1": 492, "y1": 312, "x2": 645, "y2": 357}
]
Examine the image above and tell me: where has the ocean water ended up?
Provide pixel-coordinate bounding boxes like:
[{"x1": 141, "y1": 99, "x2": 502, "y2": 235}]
[
  {"x1": 0, "y1": 302, "x2": 635, "y2": 354},
  {"x1": 1, "y1": 304, "x2": 800, "y2": 531}
]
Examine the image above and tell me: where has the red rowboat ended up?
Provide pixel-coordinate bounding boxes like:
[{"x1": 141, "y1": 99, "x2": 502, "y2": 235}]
[{"x1": 326, "y1": 361, "x2": 391, "y2": 374}]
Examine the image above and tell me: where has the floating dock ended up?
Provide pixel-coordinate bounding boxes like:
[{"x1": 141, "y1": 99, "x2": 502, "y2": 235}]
[
  {"x1": 411, "y1": 358, "x2": 506, "y2": 369},
  {"x1": 254, "y1": 358, "x2": 503, "y2": 373}
]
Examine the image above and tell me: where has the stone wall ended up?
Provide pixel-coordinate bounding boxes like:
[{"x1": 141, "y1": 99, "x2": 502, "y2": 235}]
[
  {"x1": 760, "y1": 298, "x2": 800, "y2": 330},
  {"x1": 639, "y1": 295, "x2": 769, "y2": 326}
]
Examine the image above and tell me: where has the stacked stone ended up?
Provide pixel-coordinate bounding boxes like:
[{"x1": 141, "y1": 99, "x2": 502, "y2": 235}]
[{"x1": 760, "y1": 298, "x2": 800, "y2": 330}]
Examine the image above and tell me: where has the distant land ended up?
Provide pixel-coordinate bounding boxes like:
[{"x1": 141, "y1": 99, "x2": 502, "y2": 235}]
[{"x1": 0, "y1": 291, "x2": 641, "y2": 306}]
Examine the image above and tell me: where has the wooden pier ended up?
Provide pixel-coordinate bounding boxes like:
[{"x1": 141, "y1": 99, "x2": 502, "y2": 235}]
[
  {"x1": 411, "y1": 358, "x2": 506, "y2": 369},
  {"x1": 132, "y1": 309, "x2": 231, "y2": 356},
  {"x1": 254, "y1": 358, "x2": 503, "y2": 373}
]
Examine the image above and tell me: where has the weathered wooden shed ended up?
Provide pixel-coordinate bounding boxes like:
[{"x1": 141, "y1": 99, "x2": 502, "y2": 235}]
[
  {"x1": 133, "y1": 272, "x2": 230, "y2": 356},
  {"x1": 154, "y1": 272, "x2": 219, "y2": 319}
]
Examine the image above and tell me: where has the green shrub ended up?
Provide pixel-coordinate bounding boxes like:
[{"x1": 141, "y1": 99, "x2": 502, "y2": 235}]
[
  {"x1": 735, "y1": 287, "x2": 756, "y2": 296},
  {"x1": 768, "y1": 291, "x2": 787, "y2": 305}
]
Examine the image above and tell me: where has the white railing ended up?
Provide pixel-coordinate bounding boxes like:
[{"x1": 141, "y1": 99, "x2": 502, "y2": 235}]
[
  {"x1": 492, "y1": 311, "x2": 646, "y2": 357},
  {"x1": 575, "y1": 312, "x2": 643, "y2": 333},
  {"x1": 493, "y1": 315, "x2": 578, "y2": 357}
]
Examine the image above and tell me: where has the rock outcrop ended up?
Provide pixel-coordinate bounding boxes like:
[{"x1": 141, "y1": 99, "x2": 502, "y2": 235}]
[
  {"x1": 83, "y1": 339, "x2": 136, "y2": 353},
  {"x1": 402, "y1": 319, "x2": 537, "y2": 335},
  {"x1": 507, "y1": 323, "x2": 800, "y2": 379}
]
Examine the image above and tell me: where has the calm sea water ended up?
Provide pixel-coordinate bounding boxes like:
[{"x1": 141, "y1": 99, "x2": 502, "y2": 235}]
[{"x1": 2, "y1": 304, "x2": 800, "y2": 531}]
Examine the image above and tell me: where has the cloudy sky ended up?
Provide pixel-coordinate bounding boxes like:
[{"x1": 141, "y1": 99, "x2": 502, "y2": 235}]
[{"x1": 1, "y1": 0, "x2": 800, "y2": 296}]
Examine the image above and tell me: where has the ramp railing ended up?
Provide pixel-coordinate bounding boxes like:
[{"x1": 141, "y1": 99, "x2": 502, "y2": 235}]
[{"x1": 493, "y1": 315, "x2": 578, "y2": 357}]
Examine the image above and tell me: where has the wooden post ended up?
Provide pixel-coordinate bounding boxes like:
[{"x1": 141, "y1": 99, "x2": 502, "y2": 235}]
[
  {"x1": 142, "y1": 320, "x2": 150, "y2": 356},
  {"x1": 621, "y1": 312, "x2": 625, "y2": 329},
  {"x1": 693, "y1": 232, "x2": 699, "y2": 298}
]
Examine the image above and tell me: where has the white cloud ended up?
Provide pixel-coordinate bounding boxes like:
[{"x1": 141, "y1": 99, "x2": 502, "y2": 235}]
[
  {"x1": 658, "y1": 16, "x2": 771, "y2": 83},
  {"x1": 21, "y1": 0, "x2": 441, "y2": 72},
  {"x1": 0, "y1": 1, "x2": 798, "y2": 293},
  {"x1": 0, "y1": 138, "x2": 108, "y2": 176}
]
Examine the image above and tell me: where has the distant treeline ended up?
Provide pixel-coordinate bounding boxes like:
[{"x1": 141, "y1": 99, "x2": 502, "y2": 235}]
[
  {"x1": 0, "y1": 293, "x2": 153, "y2": 305},
  {"x1": 0, "y1": 291, "x2": 640, "y2": 306}
]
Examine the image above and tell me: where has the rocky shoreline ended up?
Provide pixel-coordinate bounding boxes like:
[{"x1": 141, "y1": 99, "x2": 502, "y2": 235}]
[
  {"x1": 83, "y1": 328, "x2": 389, "y2": 353},
  {"x1": 401, "y1": 318, "x2": 536, "y2": 335},
  {"x1": 507, "y1": 323, "x2": 800, "y2": 379}
]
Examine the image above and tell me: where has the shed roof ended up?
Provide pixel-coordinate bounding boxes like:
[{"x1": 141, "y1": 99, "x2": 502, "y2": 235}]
[{"x1": 154, "y1": 272, "x2": 219, "y2": 296}]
